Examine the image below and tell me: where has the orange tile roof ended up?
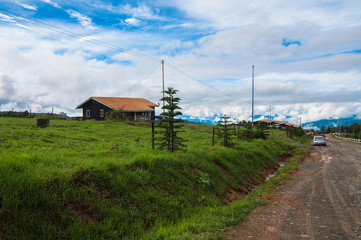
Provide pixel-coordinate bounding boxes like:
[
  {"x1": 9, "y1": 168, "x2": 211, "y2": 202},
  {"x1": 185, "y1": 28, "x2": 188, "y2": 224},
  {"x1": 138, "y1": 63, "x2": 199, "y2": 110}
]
[
  {"x1": 258, "y1": 119, "x2": 301, "y2": 128},
  {"x1": 260, "y1": 119, "x2": 275, "y2": 123},
  {"x1": 77, "y1": 97, "x2": 158, "y2": 111}
]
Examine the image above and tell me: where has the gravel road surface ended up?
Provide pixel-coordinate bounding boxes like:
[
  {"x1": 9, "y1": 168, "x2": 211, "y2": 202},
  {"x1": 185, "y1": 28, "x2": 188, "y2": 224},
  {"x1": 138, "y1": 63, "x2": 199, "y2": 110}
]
[{"x1": 226, "y1": 135, "x2": 361, "y2": 240}]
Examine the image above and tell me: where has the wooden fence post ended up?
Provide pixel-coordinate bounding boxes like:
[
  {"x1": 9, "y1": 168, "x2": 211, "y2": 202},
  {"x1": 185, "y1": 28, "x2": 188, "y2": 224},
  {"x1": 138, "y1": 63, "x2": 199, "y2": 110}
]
[
  {"x1": 212, "y1": 127, "x2": 215, "y2": 146},
  {"x1": 238, "y1": 125, "x2": 240, "y2": 139},
  {"x1": 152, "y1": 122, "x2": 155, "y2": 149}
]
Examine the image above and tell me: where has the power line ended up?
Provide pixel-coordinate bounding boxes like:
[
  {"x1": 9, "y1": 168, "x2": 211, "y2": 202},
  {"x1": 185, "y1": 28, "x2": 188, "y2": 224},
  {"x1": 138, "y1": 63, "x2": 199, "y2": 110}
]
[
  {"x1": 139, "y1": 62, "x2": 161, "y2": 83},
  {"x1": 166, "y1": 61, "x2": 248, "y2": 103},
  {"x1": 1, "y1": 8, "x2": 249, "y2": 104},
  {"x1": 0, "y1": 8, "x2": 161, "y2": 63}
]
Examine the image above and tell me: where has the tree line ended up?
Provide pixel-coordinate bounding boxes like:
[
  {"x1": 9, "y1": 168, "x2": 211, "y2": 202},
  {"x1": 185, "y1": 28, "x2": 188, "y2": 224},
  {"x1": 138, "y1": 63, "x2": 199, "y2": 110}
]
[{"x1": 320, "y1": 123, "x2": 361, "y2": 138}]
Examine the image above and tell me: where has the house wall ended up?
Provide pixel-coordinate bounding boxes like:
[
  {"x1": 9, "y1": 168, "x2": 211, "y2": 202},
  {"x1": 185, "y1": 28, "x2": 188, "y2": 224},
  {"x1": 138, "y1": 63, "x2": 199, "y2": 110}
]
[
  {"x1": 129, "y1": 110, "x2": 155, "y2": 121},
  {"x1": 80, "y1": 100, "x2": 155, "y2": 121},
  {"x1": 81, "y1": 99, "x2": 112, "y2": 120}
]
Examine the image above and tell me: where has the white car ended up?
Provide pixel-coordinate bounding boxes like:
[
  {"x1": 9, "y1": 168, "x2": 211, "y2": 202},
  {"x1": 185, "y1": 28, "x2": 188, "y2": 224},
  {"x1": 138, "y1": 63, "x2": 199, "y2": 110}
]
[{"x1": 311, "y1": 136, "x2": 326, "y2": 146}]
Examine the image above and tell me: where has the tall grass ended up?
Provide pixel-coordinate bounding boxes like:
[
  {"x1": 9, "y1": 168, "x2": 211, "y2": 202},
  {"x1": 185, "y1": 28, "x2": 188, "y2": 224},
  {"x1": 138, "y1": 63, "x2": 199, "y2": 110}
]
[{"x1": 0, "y1": 118, "x2": 307, "y2": 239}]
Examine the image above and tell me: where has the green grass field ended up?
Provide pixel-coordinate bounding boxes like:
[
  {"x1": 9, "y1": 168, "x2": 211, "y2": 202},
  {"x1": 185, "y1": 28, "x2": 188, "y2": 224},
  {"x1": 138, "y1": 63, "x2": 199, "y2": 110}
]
[{"x1": 0, "y1": 117, "x2": 308, "y2": 239}]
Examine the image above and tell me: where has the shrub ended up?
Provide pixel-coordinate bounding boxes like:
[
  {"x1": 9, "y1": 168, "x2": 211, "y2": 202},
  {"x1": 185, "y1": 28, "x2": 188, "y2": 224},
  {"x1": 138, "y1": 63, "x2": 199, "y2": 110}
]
[{"x1": 106, "y1": 109, "x2": 130, "y2": 121}]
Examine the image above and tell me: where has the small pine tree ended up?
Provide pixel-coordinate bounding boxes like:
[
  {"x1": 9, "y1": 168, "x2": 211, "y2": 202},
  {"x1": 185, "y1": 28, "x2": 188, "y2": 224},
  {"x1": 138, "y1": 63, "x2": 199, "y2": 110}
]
[
  {"x1": 157, "y1": 87, "x2": 186, "y2": 152},
  {"x1": 215, "y1": 115, "x2": 235, "y2": 147},
  {"x1": 243, "y1": 121, "x2": 254, "y2": 142},
  {"x1": 255, "y1": 122, "x2": 269, "y2": 140}
]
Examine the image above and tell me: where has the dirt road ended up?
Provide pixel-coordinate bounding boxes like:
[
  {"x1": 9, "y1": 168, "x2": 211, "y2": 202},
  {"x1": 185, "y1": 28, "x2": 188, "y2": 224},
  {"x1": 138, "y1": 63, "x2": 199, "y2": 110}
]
[{"x1": 226, "y1": 135, "x2": 361, "y2": 240}]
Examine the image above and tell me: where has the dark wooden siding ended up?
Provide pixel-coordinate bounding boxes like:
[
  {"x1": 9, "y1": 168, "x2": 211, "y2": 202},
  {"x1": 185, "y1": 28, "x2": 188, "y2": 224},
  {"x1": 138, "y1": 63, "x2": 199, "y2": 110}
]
[
  {"x1": 80, "y1": 99, "x2": 155, "y2": 121},
  {"x1": 81, "y1": 99, "x2": 112, "y2": 120}
]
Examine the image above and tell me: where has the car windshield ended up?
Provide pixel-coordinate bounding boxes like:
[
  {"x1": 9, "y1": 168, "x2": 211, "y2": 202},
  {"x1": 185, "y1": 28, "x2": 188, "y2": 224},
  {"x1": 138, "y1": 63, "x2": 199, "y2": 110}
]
[{"x1": 314, "y1": 136, "x2": 324, "y2": 140}]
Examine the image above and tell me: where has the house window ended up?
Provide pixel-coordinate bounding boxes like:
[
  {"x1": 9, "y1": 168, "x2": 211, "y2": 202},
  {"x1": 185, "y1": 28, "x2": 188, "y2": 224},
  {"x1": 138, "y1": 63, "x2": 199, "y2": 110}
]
[
  {"x1": 86, "y1": 110, "x2": 90, "y2": 118},
  {"x1": 100, "y1": 109, "x2": 104, "y2": 118}
]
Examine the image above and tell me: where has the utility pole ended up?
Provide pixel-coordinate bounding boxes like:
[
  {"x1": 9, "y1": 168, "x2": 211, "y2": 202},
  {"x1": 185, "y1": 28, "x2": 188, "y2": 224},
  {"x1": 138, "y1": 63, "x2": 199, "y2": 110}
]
[
  {"x1": 161, "y1": 60, "x2": 165, "y2": 117},
  {"x1": 269, "y1": 105, "x2": 271, "y2": 120},
  {"x1": 252, "y1": 65, "x2": 255, "y2": 127},
  {"x1": 339, "y1": 119, "x2": 342, "y2": 135},
  {"x1": 300, "y1": 117, "x2": 302, "y2": 128}
]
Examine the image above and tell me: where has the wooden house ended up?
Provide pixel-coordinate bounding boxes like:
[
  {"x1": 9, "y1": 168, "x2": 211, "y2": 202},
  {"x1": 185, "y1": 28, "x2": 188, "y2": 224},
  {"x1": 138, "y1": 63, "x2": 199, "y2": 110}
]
[
  {"x1": 76, "y1": 97, "x2": 158, "y2": 121},
  {"x1": 255, "y1": 119, "x2": 276, "y2": 127},
  {"x1": 274, "y1": 121, "x2": 287, "y2": 129},
  {"x1": 255, "y1": 119, "x2": 302, "y2": 130}
]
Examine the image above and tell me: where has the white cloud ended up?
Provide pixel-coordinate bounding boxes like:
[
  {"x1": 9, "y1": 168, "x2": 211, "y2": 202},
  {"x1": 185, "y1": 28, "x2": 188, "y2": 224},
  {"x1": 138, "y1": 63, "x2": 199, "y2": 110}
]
[
  {"x1": 0, "y1": 13, "x2": 16, "y2": 23},
  {"x1": 169, "y1": 0, "x2": 361, "y2": 29},
  {"x1": 88, "y1": 2, "x2": 165, "y2": 21},
  {"x1": 123, "y1": 17, "x2": 141, "y2": 26},
  {"x1": 40, "y1": 0, "x2": 60, "y2": 8},
  {"x1": 0, "y1": 12, "x2": 36, "y2": 31},
  {"x1": 0, "y1": 26, "x2": 164, "y2": 115},
  {"x1": 66, "y1": 9, "x2": 97, "y2": 29},
  {"x1": 0, "y1": 101, "x2": 18, "y2": 111},
  {"x1": 123, "y1": 3, "x2": 160, "y2": 20},
  {"x1": 161, "y1": 22, "x2": 194, "y2": 30},
  {"x1": 0, "y1": 74, "x2": 16, "y2": 98},
  {"x1": 15, "y1": 1, "x2": 38, "y2": 11}
]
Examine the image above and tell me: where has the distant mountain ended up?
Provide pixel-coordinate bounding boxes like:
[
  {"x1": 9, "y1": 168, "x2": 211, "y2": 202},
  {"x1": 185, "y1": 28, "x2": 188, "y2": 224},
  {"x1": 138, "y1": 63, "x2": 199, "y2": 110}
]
[
  {"x1": 181, "y1": 114, "x2": 221, "y2": 125},
  {"x1": 181, "y1": 114, "x2": 361, "y2": 131},
  {"x1": 301, "y1": 116, "x2": 361, "y2": 130}
]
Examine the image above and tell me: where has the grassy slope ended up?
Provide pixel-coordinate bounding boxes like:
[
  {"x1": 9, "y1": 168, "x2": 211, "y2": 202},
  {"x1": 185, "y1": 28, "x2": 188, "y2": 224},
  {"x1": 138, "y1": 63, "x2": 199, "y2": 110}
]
[{"x1": 0, "y1": 118, "x2": 308, "y2": 239}]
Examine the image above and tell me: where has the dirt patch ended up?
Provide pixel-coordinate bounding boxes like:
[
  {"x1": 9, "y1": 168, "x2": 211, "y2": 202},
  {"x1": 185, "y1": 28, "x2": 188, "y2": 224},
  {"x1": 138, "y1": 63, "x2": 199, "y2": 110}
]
[
  {"x1": 224, "y1": 186, "x2": 246, "y2": 204},
  {"x1": 70, "y1": 169, "x2": 114, "y2": 201},
  {"x1": 187, "y1": 167, "x2": 200, "y2": 179},
  {"x1": 68, "y1": 199, "x2": 99, "y2": 224},
  {"x1": 216, "y1": 165, "x2": 233, "y2": 180},
  {"x1": 71, "y1": 169, "x2": 107, "y2": 191},
  {"x1": 109, "y1": 146, "x2": 119, "y2": 151}
]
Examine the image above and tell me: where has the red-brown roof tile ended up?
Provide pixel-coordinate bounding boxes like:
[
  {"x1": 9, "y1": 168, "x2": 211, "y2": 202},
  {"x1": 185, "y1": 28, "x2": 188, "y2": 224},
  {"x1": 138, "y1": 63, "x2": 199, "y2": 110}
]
[
  {"x1": 77, "y1": 97, "x2": 158, "y2": 111},
  {"x1": 260, "y1": 119, "x2": 275, "y2": 123}
]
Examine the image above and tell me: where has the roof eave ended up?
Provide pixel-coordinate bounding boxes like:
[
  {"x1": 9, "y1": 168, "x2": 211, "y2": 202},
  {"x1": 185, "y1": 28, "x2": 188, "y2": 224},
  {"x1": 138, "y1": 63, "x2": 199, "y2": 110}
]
[
  {"x1": 75, "y1": 97, "x2": 114, "y2": 110},
  {"x1": 75, "y1": 97, "x2": 93, "y2": 109},
  {"x1": 92, "y1": 97, "x2": 114, "y2": 110}
]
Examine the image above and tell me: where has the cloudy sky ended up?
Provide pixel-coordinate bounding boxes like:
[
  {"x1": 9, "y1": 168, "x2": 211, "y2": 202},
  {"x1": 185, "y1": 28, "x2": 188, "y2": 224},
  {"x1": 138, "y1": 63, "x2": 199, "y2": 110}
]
[{"x1": 1, "y1": 0, "x2": 361, "y2": 124}]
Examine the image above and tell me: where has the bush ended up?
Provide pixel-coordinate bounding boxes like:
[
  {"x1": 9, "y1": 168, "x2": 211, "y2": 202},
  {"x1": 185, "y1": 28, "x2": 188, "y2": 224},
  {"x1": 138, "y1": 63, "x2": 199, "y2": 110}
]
[
  {"x1": 106, "y1": 109, "x2": 130, "y2": 121},
  {"x1": 0, "y1": 111, "x2": 30, "y2": 118}
]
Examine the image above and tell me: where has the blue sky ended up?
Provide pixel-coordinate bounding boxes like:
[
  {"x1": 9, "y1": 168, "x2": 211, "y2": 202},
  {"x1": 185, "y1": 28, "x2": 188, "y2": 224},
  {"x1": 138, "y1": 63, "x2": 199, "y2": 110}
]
[{"x1": 1, "y1": 0, "x2": 361, "y2": 124}]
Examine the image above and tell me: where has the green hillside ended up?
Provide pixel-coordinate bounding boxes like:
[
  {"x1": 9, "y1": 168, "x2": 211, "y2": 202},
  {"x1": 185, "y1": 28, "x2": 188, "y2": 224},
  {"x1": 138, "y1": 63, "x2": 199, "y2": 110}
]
[{"x1": 0, "y1": 118, "x2": 308, "y2": 239}]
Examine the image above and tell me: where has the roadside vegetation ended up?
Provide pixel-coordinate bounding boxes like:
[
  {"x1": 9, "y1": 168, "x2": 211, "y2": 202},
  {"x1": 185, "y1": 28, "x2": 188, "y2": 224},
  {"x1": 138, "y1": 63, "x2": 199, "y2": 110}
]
[
  {"x1": 0, "y1": 117, "x2": 309, "y2": 239},
  {"x1": 319, "y1": 123, "x2": 361, "y2": 139}
]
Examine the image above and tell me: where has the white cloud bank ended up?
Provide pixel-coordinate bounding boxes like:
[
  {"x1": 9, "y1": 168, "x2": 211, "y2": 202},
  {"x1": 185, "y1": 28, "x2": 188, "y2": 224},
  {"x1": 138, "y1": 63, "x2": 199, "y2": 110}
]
[{"x1": 0, "y1": 0, "x2": 360, "y2": 123}]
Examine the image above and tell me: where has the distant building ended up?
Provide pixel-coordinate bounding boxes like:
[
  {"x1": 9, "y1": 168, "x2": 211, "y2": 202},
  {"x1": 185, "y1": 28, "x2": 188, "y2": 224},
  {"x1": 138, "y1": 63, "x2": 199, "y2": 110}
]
[
  {"x1": 76, "y1": 97, "x2": 158, "y2": 121},
  {"x1": 58, "y1": 112, "x2": 67, "y2": 119},
  {"x1": 255, "y1": 119, "x2": 302, "y2": 129}
]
